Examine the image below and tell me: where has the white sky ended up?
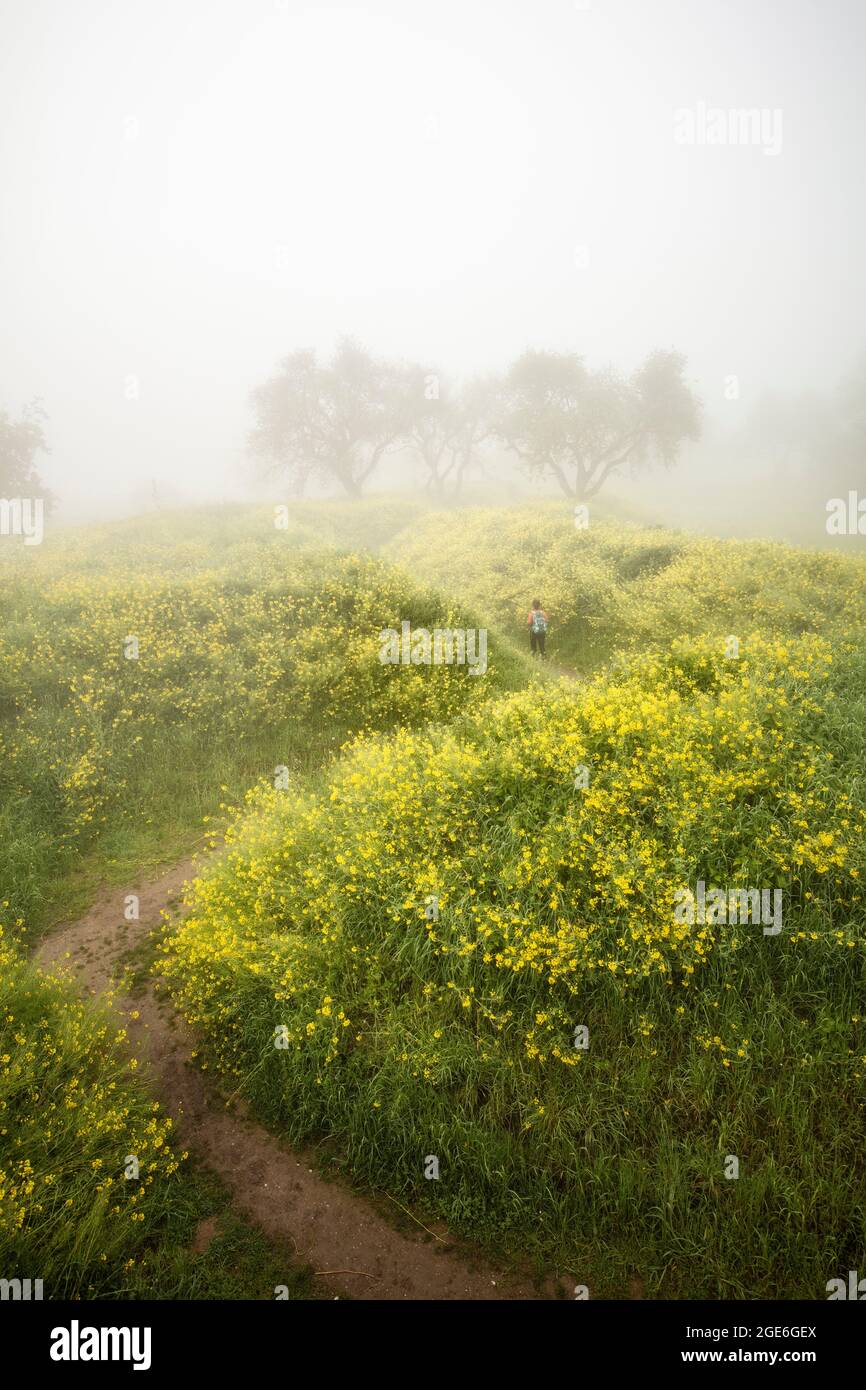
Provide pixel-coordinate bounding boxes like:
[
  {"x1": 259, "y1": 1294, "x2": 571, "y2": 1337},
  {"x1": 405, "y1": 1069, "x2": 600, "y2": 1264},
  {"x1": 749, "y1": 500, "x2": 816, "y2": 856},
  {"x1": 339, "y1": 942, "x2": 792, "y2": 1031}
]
[{"x1": 1, "y1": 0, "x2": 864, "y2": 517}]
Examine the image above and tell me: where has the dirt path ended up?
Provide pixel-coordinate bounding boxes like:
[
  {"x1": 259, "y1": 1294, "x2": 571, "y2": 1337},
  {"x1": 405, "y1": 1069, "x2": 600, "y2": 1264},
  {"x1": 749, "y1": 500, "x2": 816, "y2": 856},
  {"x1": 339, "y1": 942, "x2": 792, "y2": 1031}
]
[{"x1": 36, "y1": 861, "x2": 565, "y2": 1301}]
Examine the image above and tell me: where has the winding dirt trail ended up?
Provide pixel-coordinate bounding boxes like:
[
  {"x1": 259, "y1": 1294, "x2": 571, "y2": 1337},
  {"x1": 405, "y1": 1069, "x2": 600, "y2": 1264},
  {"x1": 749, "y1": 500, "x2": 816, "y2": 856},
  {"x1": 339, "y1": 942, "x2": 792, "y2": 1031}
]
[{"x1": 36, "y1": 861, "x2": 565, "y2": 1301}]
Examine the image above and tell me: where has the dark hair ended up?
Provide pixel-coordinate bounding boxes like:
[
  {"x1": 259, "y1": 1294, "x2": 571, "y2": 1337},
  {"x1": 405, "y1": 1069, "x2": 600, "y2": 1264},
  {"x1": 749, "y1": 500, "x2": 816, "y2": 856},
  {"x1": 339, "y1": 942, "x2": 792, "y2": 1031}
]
[{"x1": 532, "y1": 598, "x2": 542, "y2": 609}]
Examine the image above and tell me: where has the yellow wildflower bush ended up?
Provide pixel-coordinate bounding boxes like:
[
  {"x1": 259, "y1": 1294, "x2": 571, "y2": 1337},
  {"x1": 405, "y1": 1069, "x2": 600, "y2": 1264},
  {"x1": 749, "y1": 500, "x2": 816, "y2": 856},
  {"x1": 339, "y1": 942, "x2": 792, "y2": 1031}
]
[
  {"x1": 159, "y1": 631, "x2": 866, "y2": 1291},
  {"x1": 388, "y1": 502, "x2": 866, "y2": 668},
  {"x1": 0, "y1": 923, "x2": 183, "y2": 1291},
  {"x1": 0, "y1": 525, "x2": 524, "y2": 933}
]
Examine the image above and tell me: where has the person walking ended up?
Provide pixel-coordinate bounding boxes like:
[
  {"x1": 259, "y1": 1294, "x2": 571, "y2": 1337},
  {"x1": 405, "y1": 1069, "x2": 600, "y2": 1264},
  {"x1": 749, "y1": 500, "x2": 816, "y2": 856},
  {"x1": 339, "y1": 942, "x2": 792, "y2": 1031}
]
[{"x1": 527, "y1": 598, "x2": 548, "y2": 659}]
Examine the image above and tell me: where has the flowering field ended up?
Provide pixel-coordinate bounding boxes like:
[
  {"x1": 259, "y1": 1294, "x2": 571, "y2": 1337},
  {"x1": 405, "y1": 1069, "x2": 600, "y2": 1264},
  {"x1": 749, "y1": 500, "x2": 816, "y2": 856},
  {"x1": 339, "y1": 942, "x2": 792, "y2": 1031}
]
[
  {"x1": 0, "y1": 499, "x2": 520, "y2": 1296},
  {"x1": 388, "y1": 501, "x2": 866, "y2": 670},
  {"x1": 0, "y1": 504, "x2": 524, "y2": 935},
  {"x1": 3, "y1": 499, "x2": 866, "y2": 1298},
  {"x1": 0, "y1": 505, "x2": 514, "y2": 1295},
  {"x1": 159, "y1": 626, "x2": 866, "y2": 1296}
]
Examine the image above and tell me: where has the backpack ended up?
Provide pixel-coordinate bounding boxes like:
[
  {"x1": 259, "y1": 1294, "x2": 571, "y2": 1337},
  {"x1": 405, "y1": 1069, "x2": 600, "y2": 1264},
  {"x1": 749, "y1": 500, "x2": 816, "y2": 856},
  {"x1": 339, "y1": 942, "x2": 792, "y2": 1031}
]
[{"x1": 531, "y1": 610, "x2": 548, "y2": 634}]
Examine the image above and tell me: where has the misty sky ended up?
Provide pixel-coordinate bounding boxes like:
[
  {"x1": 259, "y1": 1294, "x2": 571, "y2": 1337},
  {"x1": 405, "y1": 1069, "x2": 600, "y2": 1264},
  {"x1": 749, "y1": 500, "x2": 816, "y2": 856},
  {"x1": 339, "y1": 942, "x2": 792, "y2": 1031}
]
[{"x1": 1, "y1": 0, "x2": 864, "y2": 518}]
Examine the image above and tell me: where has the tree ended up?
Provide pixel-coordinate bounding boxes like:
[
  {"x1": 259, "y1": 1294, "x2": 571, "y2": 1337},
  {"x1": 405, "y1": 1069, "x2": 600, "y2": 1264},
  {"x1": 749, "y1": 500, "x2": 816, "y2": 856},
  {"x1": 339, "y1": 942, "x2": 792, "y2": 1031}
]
[
  {"x1": 249, "y1": 338, "x2": 406, "y2": 497},
  {"x1": 448, "y1": 375, "x2": 500, "y2": 498},
  {"x1": 496, "y1": 349, "x2": 701, "y2": 500},
  {"x1": 401, "y1": 368, "x2": 499, "y2": 500},
  {"x1": 0, "y1": 399, "x2": 52, "y2": 502}
]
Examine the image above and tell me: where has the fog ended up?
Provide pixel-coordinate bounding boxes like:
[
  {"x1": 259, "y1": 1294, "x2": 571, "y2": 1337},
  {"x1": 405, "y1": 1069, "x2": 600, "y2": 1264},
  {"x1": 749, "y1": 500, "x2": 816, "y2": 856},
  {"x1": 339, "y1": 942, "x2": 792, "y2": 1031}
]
[{"x1": 1, "y1": 0, "x2": 864, "y2": 529}]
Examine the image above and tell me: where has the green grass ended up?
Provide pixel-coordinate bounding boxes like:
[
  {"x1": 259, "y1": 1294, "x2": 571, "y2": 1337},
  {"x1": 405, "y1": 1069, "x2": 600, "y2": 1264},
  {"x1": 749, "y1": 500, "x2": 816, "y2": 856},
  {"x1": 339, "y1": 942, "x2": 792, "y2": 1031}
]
[
  {"x1": 4, "y1": 496, "x2": 866, "y2": 1301},
  {"x1": 0, "y1": 503, "x2": 532, "y2": 941},
  {"x1": 387, "y1": 501, "x2": 866, "y2": 672},
  {"x1": 0, "y1": 496, "x2": 532, "y2": 1299},
  {"x1": 158, "y1": 632, "x2": 866, "y2": 1298},
  {"x1": 0, "y1": 936, "x2": 314, "y2": 1299}
]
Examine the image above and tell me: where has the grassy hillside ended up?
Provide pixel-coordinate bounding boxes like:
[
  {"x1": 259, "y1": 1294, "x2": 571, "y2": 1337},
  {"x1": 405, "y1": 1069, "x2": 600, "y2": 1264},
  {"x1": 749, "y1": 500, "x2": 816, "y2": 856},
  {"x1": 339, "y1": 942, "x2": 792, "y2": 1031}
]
[
  {"x1": 0, "y1": 498, "x2": 528, "y2": 1298},
  {"x1": 158, "y1": 630, "x2": 866, "y2": 1296},
  {"x1": 4, "y1": 497, "x2": 865, "y2": 1300},
  {"x1": 0, "y1": 501, "x2": 529, "y2": 937},
  {"x1": 387, "y1": 502, "x2": 866, "y2": 670}
]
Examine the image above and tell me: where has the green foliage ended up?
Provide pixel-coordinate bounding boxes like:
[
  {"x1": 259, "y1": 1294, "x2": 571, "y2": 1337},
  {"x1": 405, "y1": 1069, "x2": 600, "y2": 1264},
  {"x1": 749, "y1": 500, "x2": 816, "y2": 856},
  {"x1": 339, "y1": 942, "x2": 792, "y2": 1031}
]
[
  {"x1": 0, "y1": 502, "x2": 526, "y2": 936},
  {"x1": 5, "y1": 497, "x2": 866, "y2": 1301},
  {"x1": 388, "y1": 502, "x2": 866, "y2": 669},
  {"x1": 160, "y1": 633, "x2": 866, "y2": 1296},
  {"x1": 0, "y1": 882, "x2": 311, "y2": 1301}
]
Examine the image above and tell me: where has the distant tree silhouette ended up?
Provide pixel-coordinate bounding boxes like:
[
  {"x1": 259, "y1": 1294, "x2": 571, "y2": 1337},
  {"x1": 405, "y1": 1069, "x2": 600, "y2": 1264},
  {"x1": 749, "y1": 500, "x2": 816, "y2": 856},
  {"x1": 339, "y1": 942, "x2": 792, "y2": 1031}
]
[
  {"x1": 496, "y1": 349, "x2": 702, "y2": 500},
  {"x1": 399, "y1": 368, "x2": 498, "y2": 500},
  {"x1": 249, "y1": 338, "x2": 406, "y2": 497},
  {"x1": 0, "y1": 399, "x2": 52, "y2": 503}
]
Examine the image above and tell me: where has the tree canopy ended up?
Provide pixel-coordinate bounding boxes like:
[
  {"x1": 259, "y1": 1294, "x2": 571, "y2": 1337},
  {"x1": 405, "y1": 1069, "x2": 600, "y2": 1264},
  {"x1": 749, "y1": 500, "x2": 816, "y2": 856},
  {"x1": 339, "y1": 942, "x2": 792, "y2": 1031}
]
[
  {"x1": 0, "y1": 399, "x2": 51, "y2": 502},
  {"x1": 496, "y1": 348, "x2": 702, "y2": 500},
  {"x1": 249, "y1": 339, "x2": 406, "y2": 497}
]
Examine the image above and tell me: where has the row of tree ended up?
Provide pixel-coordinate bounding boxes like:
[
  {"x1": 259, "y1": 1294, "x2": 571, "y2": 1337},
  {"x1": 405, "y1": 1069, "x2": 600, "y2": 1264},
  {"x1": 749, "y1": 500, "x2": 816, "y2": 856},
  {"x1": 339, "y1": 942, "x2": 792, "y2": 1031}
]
[{"x1": 248, "y1": 338, "x2": 703, "y2": 501}]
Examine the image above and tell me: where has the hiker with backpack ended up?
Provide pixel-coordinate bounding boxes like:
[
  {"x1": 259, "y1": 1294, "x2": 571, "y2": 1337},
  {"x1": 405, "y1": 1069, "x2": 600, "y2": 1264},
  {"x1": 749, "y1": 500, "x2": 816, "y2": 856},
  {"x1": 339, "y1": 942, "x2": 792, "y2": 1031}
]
[{"x1": 527, "y1": 599, "x2": 548, "y2": 658}]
